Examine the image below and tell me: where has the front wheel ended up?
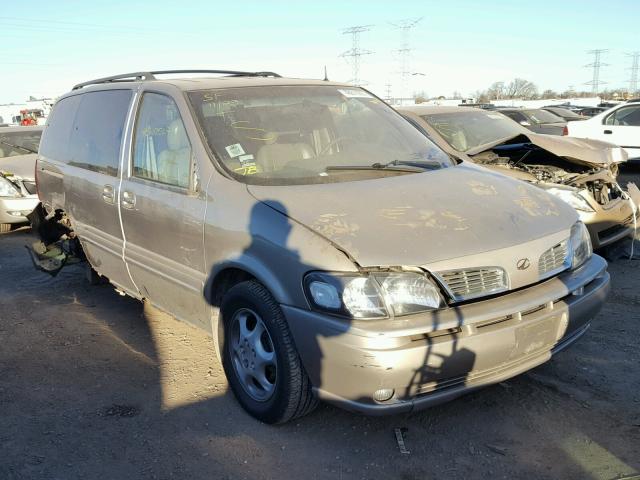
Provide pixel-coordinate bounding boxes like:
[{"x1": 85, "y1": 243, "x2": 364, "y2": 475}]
[{"x1": 220, "y1": 280, "x2": 317, "y2": 424}]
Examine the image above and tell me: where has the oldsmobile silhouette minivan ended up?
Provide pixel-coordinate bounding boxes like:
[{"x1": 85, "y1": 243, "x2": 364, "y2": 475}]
[{"x1": 34, "y1": 70, "x2": 610, "y2": 423}]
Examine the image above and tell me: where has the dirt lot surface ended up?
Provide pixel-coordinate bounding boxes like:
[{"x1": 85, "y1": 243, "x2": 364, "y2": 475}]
[{"x1": 1, "y1": 166, "x2": 639, "y2": 480}]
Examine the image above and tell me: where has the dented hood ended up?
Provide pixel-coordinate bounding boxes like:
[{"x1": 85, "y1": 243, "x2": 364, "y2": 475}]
[
  {"x1": 467, "y1": 132, "x2": 627, "y2": 168},
  {"x1": 247, "y1": 163, "x2": 577, "y2": 267}
]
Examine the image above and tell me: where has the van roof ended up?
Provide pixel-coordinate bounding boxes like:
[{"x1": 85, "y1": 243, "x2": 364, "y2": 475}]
[{"x1": 72, "y1": 70, "x2": 351, "y2": 91}]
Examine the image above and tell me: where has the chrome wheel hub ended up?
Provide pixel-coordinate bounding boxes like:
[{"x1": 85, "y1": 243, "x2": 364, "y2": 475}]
[{"x1": 229, "y1": 308, "x2": 277, "y2": 402}]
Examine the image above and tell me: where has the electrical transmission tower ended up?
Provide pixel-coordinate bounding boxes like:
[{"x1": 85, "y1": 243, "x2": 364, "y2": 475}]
[
  {"x1": 340, "y1": 25, "x2": 373, "y2": 86},
  {"x1": 385, "y1": 80, "x2": 393, "y2": 102},
  {"x1": 584, "y1": 49, "x2": 609, "y2": 95},
  {"x1": 626, "y1": 51, "x2": 640, "y2": 95},
  {"x1": 391, "y1": 17, "x2": 422, "y2": 102}
]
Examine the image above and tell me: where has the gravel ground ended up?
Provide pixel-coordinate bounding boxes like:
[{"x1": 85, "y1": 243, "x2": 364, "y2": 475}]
[{"x1": 1, "y1": 165, "x2": 639, "y2": 480}]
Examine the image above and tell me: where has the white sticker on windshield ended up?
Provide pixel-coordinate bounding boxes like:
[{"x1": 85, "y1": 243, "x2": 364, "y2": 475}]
[
  {"x1": 338, "y1": 88, "x2": 373, "y2": 99},
  {"x1": 238, "y1": 154, "x2": 254, "y2": 164},
  {"x1": 225, "y1": 143, "x2": 246, "y2": 158},
  {"x1": 487, "y1": 114, "x2": 504, "y2": 119}
]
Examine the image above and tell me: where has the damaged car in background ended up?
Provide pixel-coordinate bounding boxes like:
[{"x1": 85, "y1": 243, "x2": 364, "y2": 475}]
[
  {"x1": 0, "y1": 126, "x2": 42, "y2": 233},
  {"x1": 399, "y1": 106, "x2": 637, "y2": 250}
]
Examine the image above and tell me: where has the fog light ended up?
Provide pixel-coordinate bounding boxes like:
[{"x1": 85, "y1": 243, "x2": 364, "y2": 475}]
[
  {"x1": 373, "y1": 388, "x2": 395, "y2": 402},
  {"x1": 572, "y1": 286, "x2": 584, "y2": 296}
]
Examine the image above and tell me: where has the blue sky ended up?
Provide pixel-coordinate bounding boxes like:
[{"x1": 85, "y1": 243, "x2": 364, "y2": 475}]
[{"x1": 1, "y1": 0, "x2": 639, "y2": 103}]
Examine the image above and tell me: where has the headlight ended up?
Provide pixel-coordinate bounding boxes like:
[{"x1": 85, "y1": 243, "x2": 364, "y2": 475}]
[
  {"x1": 304, "y1": 271, "x2": 444, "y2": 319},
  {"x1": 0, "y1": 177, "x2": 21, "y2": 198},
  {"x1": 546, "y1": 188, "x2": 594, "y2": 212},
  {"x1": 569, "y1": 221, "x2": 592, "y2": 269}
]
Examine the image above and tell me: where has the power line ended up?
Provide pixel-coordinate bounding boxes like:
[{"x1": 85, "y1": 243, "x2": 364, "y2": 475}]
[
  {"x1": 584, "y1": 49, "x2": 608, "y2": 95},
  {"x1": 340, "y1": 25, "x2": 373, "y2": 86},
  {"x1": 390, "y1": 17, "x2": 422, "y2": 101},
  {"x1": 626, "y1": 51, "x2": 640, "y2": 95}
]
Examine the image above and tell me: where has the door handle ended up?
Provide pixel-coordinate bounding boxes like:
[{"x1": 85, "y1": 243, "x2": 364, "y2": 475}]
[
  {"x1": 102, "y1": 185, "x2": 115, "y2": 204},
  {"x1": 604, "y1": 130, "x2": 612, "y2": 134},
  {"x1": 122, "y1": 191, "x2": 136, "y2": 209}
]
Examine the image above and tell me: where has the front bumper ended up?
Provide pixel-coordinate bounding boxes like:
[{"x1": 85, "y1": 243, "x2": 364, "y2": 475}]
[
  {"x1": 0, "y1": 196, "x2": 39, "y2": 224},
  {"x1": 283, "y1": 255, "x2": 610, "y2": 415},
  {"x1": 581, "y1": 198, "x2": 637, "y2": 249}
]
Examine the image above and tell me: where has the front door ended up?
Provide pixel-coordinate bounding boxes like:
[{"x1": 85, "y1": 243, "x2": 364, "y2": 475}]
[{"x1": 119, "y1": 91, "x2": 208, "y2": 329}]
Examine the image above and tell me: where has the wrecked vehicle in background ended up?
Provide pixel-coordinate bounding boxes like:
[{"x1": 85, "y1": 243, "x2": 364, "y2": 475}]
[
  {"x1": 400, "y1": 106, "x2": 636, "y2": 250},
  {"x1": 498, "y1": 108, "x2": 567, "y2": 136},
  {"x1": 0, "y1": 126, "x2": 42, "y2": 233},
  {"x1": 32, "y1": 71, "x2": 610, "y2": 424}
]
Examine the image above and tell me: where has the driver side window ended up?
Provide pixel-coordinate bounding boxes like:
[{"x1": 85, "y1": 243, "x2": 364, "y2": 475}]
[
  {"x1": 605, "y1": 106, "x2": 640, "y2": 127},
  {"x1": 132, "y1": 93, "x2": 192, "y2": 189}
]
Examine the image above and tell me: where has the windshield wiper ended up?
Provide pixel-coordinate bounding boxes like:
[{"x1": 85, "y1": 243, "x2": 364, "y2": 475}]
[
  {"x1": 370, "y1": 159, "x2": 441, "y2": 170},
  {"x1": 0, "y1": 138, "x2": 37, "y2": 154},
  {"x1": 325, "y1": 161, "x2": 429, "y2": 173}
]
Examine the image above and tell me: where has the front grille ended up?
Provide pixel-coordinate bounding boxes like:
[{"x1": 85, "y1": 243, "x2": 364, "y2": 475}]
[
  {"x1": 538, "y1": 240, "x2": 569, "y2": 279},
  {"x1": 22, "y1": 181, "x2": 37, "y2": 195},
  {"x1": 436, "y1": 267, "x2": 508, "y2": 302}
]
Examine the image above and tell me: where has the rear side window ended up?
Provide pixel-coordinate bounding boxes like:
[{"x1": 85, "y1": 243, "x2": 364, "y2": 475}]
[
  {"x1": 39, "y1": 95, "x2": 82, "y2": 161},
  {"x1": 68, "y1": 90, "x2": 133, "y2": 176}
]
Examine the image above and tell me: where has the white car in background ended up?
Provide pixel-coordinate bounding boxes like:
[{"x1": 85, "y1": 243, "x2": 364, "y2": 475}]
[{"x1": 565, "y1": 100, "x2": 640, "y2": 162}]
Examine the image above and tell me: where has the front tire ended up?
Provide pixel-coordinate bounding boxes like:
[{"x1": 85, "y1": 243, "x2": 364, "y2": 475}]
[{"x1": 220, "y1": 280, "x2": 317, "y2": 424}]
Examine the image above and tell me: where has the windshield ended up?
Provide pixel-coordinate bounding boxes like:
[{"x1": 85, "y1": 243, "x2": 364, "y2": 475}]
[
  {"x1": 420, "y1": 110, "x2": 524, "y2": 152},
  {"x1": 546, "y1": 107, "x2": 581, "y2": 119},
  {"x1": 187, "y1": 85, "x2": 453, "y2": 185},
  {"x1": 522, "y1": 109, "x2": 564, "y2": 124},
  {"x1": 0, "y1": 130, "x2": 41, "y2": 158}
]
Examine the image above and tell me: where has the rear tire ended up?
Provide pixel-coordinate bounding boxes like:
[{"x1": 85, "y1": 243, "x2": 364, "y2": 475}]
[
  {"x1": 0, "y1": 223, "x2": 11, "y2": 233},
  {"x1": 220, "y1": 280, "x2": 317, "y2": 424}
]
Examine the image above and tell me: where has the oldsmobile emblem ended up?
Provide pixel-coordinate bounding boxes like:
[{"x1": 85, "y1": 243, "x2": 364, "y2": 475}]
[{"x1": 516, "y1": 258, "x2": 531, "y2": 270}]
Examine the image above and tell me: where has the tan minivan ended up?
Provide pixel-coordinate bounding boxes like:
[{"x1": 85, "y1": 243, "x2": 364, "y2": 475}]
[{"x1": 34, "y1": 71, "x2": 610, "y2": 423}]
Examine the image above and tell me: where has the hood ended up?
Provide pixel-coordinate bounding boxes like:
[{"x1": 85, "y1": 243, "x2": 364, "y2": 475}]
[
  {"x1": 467, "y1": 132, "x2": 626, "y2": 167},
  {"x1": 247, "y1": 163, "x2": 577, "y2": 267},
  {"x1": 525, "y1": 132, "x2": 627, "y2": 166},
  {"x1": 0, "y1": 153, "x2": 36, "y2": 180}
]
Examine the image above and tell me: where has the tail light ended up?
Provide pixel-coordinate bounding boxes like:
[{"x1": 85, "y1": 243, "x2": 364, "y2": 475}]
[{"x1": 562, "y1": 125, "x2": 568, "y2": 136}]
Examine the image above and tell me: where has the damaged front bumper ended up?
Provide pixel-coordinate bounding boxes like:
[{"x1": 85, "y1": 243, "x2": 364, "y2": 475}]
[
  {"x1": 580, "y1": 198, "x2": 638, "y2": 249},
  {"x1": 0, "y1": 196, "x2": 39, "y2": 224},
  {"x1": 283, "y1": 255, "x2": 609, "y2": 415}
]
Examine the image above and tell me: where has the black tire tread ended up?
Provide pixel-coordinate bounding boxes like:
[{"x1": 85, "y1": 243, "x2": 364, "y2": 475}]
[{"x1": 225, "y1": 280, "x2": 317, "y2": 423}]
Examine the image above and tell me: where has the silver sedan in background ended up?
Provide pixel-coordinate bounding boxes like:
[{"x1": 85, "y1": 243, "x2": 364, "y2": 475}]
[{"x1": 0, "y1": 126, "x2": 42, "y2": 233}]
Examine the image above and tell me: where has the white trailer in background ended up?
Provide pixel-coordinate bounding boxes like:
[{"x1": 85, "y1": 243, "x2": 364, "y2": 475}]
[{"x1": 0, "y1": 98, "x2": 54, "y2": 126}]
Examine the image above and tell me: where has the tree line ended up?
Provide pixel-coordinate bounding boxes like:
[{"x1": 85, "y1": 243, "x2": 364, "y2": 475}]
[{"x1": 468, "y1": 78, "x2": 635, "y2": 102}]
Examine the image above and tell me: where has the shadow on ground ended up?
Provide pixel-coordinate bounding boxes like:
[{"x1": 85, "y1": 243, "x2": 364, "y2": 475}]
[{"x1": 0, "y1": 229, "x2": 639, "y2": 480}]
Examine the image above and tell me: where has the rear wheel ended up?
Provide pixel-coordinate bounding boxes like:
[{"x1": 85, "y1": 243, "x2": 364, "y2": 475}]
[
  {"x1": 220, "y1": 280, "x2": 317, "y2": 424},
  {"x1": 0, "y1": 223, "x2": 12, "y2": 233}
]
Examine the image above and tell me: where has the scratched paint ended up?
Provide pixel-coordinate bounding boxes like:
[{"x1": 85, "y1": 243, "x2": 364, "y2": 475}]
[
  {"x1": 514, "y1": 185, "x2": 560, "y2": 217},
  {"x1": 467, "y1": 180, "x2": 498, "y2": 196}
]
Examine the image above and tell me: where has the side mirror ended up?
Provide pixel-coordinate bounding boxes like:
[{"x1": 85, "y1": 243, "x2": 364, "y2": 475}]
[{"x1": 519, "y1": 121, "x2": 531, "y2": 126}]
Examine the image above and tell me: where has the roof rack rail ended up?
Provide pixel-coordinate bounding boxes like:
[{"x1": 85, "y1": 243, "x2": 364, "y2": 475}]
[{"x1": 72, "y1": 69, "x2": 281, "y2": 90}]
